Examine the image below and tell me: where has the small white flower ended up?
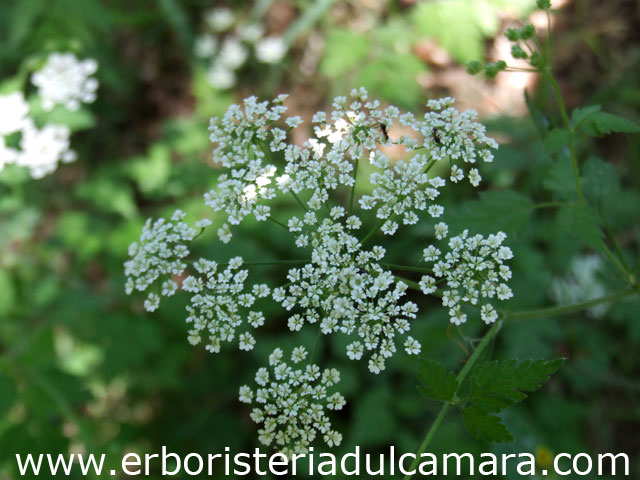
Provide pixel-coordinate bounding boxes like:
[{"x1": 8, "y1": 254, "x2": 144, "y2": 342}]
[{"x1": 404, "y1": 336, "x2": 422, "y2": 355}]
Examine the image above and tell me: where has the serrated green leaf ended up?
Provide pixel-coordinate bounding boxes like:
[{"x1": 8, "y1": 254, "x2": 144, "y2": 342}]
[
  {"x1": 571, "y1": 105, "x2": 601, "y2": 128},
  {"x1": 557, "y1": 204, "x2": 605, "y2": 251},
  {"x1": 581, "y1": 111, "x2": 640, "y2": 137},
  {"x1": 462, "y1": 406, "x2": 513, "y2": 443},
  {"x1": 417, "y1": 359, "x2": 458, "y2": 402},
  {"x1": 448, "y1": 190, "x2": 533, "y2": 237},
  {"x1": 466, "y1": 358, "x2": 564, "y2": 412},
  {"x1": 543, "y1": 128, "x2": 570, "y2": 154}
]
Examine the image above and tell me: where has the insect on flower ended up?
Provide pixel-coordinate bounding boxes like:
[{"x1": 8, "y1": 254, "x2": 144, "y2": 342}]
[{"x1": 379, "y1": 122, "x2": 390, "y2": 141}]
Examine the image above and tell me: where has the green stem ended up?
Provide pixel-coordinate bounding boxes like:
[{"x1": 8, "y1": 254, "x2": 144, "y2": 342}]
[
  {"x1": 543, "y1": 69, "x2": 584, "y2": 206},
  {"x1": 380, "y1": 263, "x2": 433, "y2": 274},
  {"x1": 291, "y1": 192, "x2": 309, "y2": 212},
  {"x1": 349, "y1": 155, "x2": 360, "y2": 215},
  {"x1": 360, "y1": 216, "x2": 391, "y2": 245},
  {"x1": 404, "y1": 321, "x2": 502, "y2": 479},
  {"x1": 505, "y1": 287, "x2": 638, "y2": 321},
  {"x1": 268, "y1": 216, "x2": 289, "y2": 230}
]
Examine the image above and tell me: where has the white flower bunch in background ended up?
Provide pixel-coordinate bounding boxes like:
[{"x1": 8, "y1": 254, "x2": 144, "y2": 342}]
[
  {"x1": 550, "y1": 254, "x2": 609, "y2": 318},
  {"x1": 194, "y1": 7, "x2": 287, "y2": 90},
  {"x1": 0, "y1": 52, "x2": 98, "y2": 178},
  {"x1": 239, "y1": 347, "x2": 345, "y2": 455},
  {"x1": 32, "y1": 52, "x2": 98, "y2": 111},
  {"x1": 125, "y1": 88, "x2": 513, "y2": 451}
]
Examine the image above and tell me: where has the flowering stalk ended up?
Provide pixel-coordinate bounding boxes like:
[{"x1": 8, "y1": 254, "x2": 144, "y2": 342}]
[{"x1": 125, "y1": 88, "x2": 512, "y2": 452}]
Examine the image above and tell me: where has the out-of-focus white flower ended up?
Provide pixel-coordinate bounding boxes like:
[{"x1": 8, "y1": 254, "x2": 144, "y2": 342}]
[
  {"x1": 205, "y1": 8, "x2": 235, "y2": 32},
  {"x1": 255, "y1": 36, "x2": 287, "y2": 64},
  {"x1": 206, "y1": 62, "x2": 236, "y2": 89},
  {"x1": 218, "y1": 37, "x2": 248, "y2": 70},
  {"x1": 238, "y1": 23, "x2": 264, "y2": 43},
  {"x1": 550, "y1": 254, "x2": 609, "y2": 318},
  {"x1": 194, "y1": 34, "x2": 218, "y2": 58},
  {"x1": 32, "y1": 52, "x2": 98, "y2": 111},
  {"x1": 0, "y1": 92, "x2": 30, "y2": 135},
  {"x1": 15, "y1": 120, "x2": 76, "y2": 178}
]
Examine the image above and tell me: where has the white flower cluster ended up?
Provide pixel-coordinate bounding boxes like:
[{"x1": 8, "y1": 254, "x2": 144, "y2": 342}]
[
  {"x1": 32, "y1": 52, "x2": 98, "y2": 111},
  {"x1": 182, "y1": 256, "x2": 270, "y2": 353},
  {"x1": 124, "y1": 88, "x2": 511, "y2": 453},
  {"x1": 0, "y1": 53, "x2": 98, "y2": 178},
  {"x1": 206, "y1": 95, "x2": 290, "y2": 240},
  {"x1": 124, "y1": 210, "x2": 206, "y2": 311},
  {"x1": 399, "y1": 97, "x2": 497, "y2": 187},
  {"x1": 195, "y1": 7, "x2": 287, "y2": 90},
  {"x1": 420, "y1": 230, "x2": 513, "y2": 325},
  {"x1": 239, "y1": 347, "x2": 345, "y2": 455},
  {"x1": 360, "y1": 151, "x2": 446, "y2": 235},
  {"x1": 274, "y1": 208, "x2": 420, "y2": 374}
]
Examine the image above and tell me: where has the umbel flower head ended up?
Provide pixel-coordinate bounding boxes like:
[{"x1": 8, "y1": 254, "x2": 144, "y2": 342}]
[
  {"x1": 239, "y1": 346, "x2": 345, "y2": 455},
  {"x1": 32, "y1": 52, "x2": 98, "y2": 111},
  {"x1": 420, "y1": 230, "x2": 514, "y2": 325},
  {"x1": 274, "y1": 208, "x2": 421, "y2": 374},
  {"x1": 124, "y1": 88, "x2": 513, "y2": 453}
]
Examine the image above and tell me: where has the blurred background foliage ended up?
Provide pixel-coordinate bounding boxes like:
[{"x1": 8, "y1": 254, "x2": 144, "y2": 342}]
[{"x1": 0, "y1": 0, "x2": 639, "y2": 478}]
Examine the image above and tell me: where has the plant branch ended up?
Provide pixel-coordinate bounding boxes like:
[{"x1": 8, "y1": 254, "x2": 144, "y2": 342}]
[{"x1": 404, "y1": 321, "x2": 502, "y2": 479}]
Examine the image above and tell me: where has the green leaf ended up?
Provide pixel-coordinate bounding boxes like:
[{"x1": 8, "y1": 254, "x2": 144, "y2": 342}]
[
  {"x1": 543, "y1": 128, "x2": 570, "y2": 155},
  {"x1": 462, "y1": 406, "x2": 513, "y2": 443},
  {"x1": 417, "y1": 359, "x2": 458, "y2": 403},
  {"x1": 542, "y1": 159, "x2": 576, "y2": 199},
  {"x1": 580, "y1": 111, "x2": 640, "y2": 137},
  {"x1": 466, "y1": 358, "x2": 564, "y2": 412},
  {"x1": 571, "y1": 105, "x2": 601, "y2": 128},
  {"x1": 581, "y1": 157, "x2": 620, "y2": 208},
  {"x1": 557, "y1": 204, "x2": 605, "y2": 251},
  {"x1": 0, "y1": 374, "x2": 17, "y2": 417},
  {"x1": 448, "y1": 190, "x2": 533, "y2": 237}
]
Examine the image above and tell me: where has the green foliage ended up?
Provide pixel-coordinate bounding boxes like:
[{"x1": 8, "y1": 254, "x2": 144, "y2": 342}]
[
  {"x1": 465, "y1": 358, "x2": 565, "y2": 412},
  {"x1": 418, "y1": 359, "x2": 458, "y2": 402},
  {"x1": 461, "y1": 358, "x2": 564, "y2": 442},
  {"x1": 448, "y1": 190, "x2": 533, "y2": 237},
  {"x1": 0, "y1": 0, "x2": 639, "y2": 475},
  {"x1": 573, "y1": 106, "x2": 640, "y2": 137},
  {"x1": 461, "y1": 406, "x2": 513, "y2": 442}
]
